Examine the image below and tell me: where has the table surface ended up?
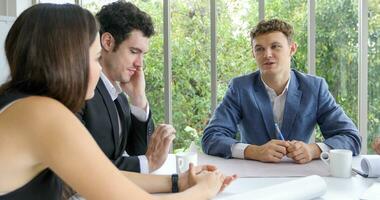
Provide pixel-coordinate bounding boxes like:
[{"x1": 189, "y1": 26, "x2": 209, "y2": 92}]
[{"x1": 153, "y1": 154, "x2": 380, "y2": 200}]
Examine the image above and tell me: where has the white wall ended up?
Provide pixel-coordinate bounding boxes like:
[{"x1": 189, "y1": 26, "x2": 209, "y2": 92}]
[
  {"x1": 0, "y1": 16, "x2": 14, "y2": 84},
  {"x1": 0, "y1": 0, "x2": 6, "y2": 16},
  {"x1": 0, "y1": 0, "x2": 33, "y2": 16},
  {"x1": 0, "y1": 0, "x2": 32, "y2": 85}
]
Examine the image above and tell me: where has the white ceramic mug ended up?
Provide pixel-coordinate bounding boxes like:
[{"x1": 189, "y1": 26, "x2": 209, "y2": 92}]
[
  {"x1": 176, "y1": 152, "x2": 198, "y2": 173},
  {"x1": 320, "y1": 149, "x2": 353, "y2": 178}
]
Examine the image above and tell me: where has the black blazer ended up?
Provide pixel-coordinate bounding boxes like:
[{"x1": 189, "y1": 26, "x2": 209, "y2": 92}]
[{"x1": 77, "y1": 80, "x2": 154, "y2": 172}]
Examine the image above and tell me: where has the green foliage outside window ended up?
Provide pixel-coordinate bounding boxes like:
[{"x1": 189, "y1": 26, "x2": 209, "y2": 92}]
[{"x1": 83, "y1": 0, "x2": 380, "y2": 153}]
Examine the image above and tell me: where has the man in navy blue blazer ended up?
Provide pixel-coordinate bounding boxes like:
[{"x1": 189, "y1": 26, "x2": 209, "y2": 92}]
[{"x1": 202, "y1": 19, "x2": 361, "y2": 164}]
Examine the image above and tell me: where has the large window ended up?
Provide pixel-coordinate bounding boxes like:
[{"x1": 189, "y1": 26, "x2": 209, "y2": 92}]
[{"x1": 39, "y1": 0, "x2": 379, "y2": 153}]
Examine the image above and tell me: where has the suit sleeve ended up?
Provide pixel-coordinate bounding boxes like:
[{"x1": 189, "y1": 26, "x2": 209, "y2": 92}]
[
  {"x1": 112, "y1": 156, "x2": 141, "y2": 172},
  {"x1": 113, "y1": 109, "x2": 154, "y2": 172},
  {"x1": 126, "y1": 110, "x2": 155, "y2": 156},
  {"x1": 202, "y1": 80, "x2": 242, "y2": 158},
  {"x1": 76, "y1": 104, "x2": 146, "y2": 172},
  {"x1": 316, "y1": 78, "x2": 362, "y2": 155}
]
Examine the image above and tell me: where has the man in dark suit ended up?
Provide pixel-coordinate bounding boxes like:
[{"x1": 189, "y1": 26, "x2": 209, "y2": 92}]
[{"x1": 77, "y1": 1, "x2": 175, "y2": 173}]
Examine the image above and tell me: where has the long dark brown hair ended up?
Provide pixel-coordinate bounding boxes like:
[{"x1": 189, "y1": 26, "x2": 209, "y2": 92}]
[{"x1": 1, "y1": 3, "x2": 98, "y2": 113}]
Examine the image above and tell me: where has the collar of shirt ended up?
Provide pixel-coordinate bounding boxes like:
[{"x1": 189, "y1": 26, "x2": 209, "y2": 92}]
[
  {"x1": 100, "y1": 72, "x2": 123, "y2": 101},
  {"x1": 260, "y1": 74, "x2": 291, "y2": 99}
]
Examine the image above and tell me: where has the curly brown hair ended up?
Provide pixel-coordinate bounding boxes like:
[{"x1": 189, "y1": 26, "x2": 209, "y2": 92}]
[{"x1": 250, "y1": 19, "x2": 294, "y2": 44}]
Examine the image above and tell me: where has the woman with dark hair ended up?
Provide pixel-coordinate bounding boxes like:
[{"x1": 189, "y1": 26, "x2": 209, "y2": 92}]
[{"x1": 0, "y1": 3, "x2": 234, "y2": 200}]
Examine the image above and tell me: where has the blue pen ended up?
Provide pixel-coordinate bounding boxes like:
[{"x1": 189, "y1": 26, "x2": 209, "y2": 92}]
[{"x1": 275, "y1": 123, "x2": 285, "y2": 141}]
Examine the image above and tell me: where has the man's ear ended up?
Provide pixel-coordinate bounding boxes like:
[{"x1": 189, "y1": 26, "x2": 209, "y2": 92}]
[
  {"x1": 100, "y1": 32, "x2": 115, "y2": 52},
  {"x1": 290, "y1": 42, "x2": 298, "y2": 56}
]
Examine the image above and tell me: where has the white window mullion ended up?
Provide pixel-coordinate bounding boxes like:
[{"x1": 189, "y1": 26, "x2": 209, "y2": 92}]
[
  {"x1": 163, "y1": 0, "x2": 172, "y2": 125},
  {"x1": 258, "y1": 0, "x2": 265, "y2": 21},
  {"x1": 210, "y1": 0, "x2": 217, "y2": 112},
  {"x1": 358, "y1": 0, "x2": 368, "y2": 154},
  {"x1": 308, "y1": 0, "x2": 316, "y2": 143}
]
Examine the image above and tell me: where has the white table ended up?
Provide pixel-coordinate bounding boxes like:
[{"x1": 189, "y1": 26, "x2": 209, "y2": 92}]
[{"x1": 153, "y1": 154, "x2": 380, "y2": 200}]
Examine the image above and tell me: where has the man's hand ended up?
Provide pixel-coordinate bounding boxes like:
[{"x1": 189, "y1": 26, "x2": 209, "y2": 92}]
[
  {"x1": 178, "y1": 164, "x2": 237, "y2": 192},
  {"x1": 286, "y1": 141, "x2": 321, "y2": 164},
  {"x1": 244, "y1": 140, "x2": 289, "y2": 162},
  {"x1": 145, "y1": 124, "x2": 176, "y2": 172},
  {"x1": 372, "y1": 137, "x2": 380, "y2": 155},
  {"x1": 120, "y1": 66, "x2": 147, "y2": 109}
]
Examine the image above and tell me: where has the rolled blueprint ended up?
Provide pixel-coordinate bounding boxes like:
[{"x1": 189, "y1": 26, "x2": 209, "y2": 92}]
[
  {"x1": 361, "y1": 155, "x2": 380, "y2": 178},
  {"x1": 223, "y1": 175, "x2": 327, "y2": 200}
]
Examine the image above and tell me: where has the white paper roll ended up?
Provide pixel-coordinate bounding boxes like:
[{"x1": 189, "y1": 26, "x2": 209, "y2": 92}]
[
  {"x1": 361, "y1": 155, "x2": 380, "y2": 178},
  {"x1": 223, "y1": 175, "x2": 327, "y2": 200}
]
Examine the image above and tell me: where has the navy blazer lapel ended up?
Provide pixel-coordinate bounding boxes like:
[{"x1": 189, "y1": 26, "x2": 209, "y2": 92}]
[
  {"x1": 97, "y1": 80, "x2": 121, "y2": 154},
  {"x1": 282, "y1": 71, "x2": 302, "y2": 139},
  {"x1": 253, "y1": 75, "x2": 277, "y2": 139}
]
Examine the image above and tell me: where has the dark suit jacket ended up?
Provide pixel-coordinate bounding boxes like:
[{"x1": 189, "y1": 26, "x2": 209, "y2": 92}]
[
  {"x1": 77, "y1": 80, "x2": 154, "y2": 172},
  {"x1": 202, "y1": 69, "x2": 361, "y2": 158}
]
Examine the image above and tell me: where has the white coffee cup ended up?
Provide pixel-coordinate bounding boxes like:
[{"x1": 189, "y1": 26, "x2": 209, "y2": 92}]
[
  {"x1": 176, "y1": 152, "x2": 198, "y2": 174},
  {"x1": 320, "y1": 149, "x2": 353, "y2": 178}
]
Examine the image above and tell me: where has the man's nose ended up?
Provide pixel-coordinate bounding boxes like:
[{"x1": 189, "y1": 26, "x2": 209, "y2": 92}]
[
  {"x1": 264, "y1": 49, "x2": 273, "y2": 58},
  {"x1": 134, "y1": 54, "x2": 144, "y2": 68}
]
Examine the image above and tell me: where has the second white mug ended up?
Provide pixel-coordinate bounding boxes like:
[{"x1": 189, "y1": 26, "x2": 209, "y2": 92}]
[
  {"x1": 176, "y1": 152, "x2": 198, "y2": 174},
  {"x1": 320, "y1": 149, "x2": 353, "y2": 178}
]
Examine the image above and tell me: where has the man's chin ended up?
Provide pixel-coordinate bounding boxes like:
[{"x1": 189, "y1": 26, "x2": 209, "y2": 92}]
[
  {"x1": 119, "y1": 76, "x2": 131, "y2": 83},
  {"x1": 260, "y1": 68, "x2": 278, "y2": 75}
]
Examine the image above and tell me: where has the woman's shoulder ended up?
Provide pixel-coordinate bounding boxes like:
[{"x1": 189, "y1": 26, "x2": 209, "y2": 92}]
[
  {"x1": 1, "y1": 96, "x2": 73, "y2": 127},
  {"x1": 10, "y1": 96, "x2": 68, "y2": 112}
]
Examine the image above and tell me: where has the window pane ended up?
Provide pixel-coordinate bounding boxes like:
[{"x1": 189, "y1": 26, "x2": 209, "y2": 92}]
[
  {"x1": 39, "y1": 0, "x2": 75, "y2": 4},
  {"x1": 171, "y1": 0, "x2": 210, "y2": 151},
  {"x1": 266, "y1": 0, "x2": 308, "y2": 73},
  {"x1": 368, "y1": 0, "x2": 380, "y2": 154},
  {"x1": 81, "y1": 0, "x2": 118, "y2": 13},
  {"x1": 216, "y1": 0, "x2": 259, "y2": 102},
  {"x1": 130, "y1": 0, "x2": 165, "y2": 140},
  {"x1": 316, "y1": 0, "x2": 358, "y2": 141}
]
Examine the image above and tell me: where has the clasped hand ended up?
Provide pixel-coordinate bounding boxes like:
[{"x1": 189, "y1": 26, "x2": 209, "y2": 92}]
[
  {"x1": 179, "y1": 163, "x2": 237, "y2": 196},
  {"x1": 247, "y1": 140, "x2": 320, "y2": 164}
]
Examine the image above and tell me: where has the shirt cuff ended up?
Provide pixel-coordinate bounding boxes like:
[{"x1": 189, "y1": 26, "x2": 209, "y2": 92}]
[
  {"x1": 137, "y1": 155, "x2": 149, "y2": 174},
  {"x1": 231, "y1": 143, "x2": 249, "y2": 159},
  {"x1": 130, "y1": 103, "x2": 150, "y2": 122},
  {"x1": 316, "y1": 142, "x2": 332, "y2": 153}
]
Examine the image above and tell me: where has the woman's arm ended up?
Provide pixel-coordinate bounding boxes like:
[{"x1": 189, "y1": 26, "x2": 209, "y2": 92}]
[
  {"x1": 121, "y1": 164, "x2": 224, "y2": 193},
  {"x1": 11, "y1": 96, "x2": 224, "y2": 200},
  {"x1": 16, "y1": 97, "x2": 153, "y2": 200}
]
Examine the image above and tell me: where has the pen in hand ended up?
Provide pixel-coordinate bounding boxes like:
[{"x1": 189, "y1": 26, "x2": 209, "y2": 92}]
[{"x1": 275, "y1": 123, "x2": 285, "y2": 141}]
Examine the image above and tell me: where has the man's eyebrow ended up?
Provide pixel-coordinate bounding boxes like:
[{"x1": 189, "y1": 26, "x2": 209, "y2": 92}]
[
  {"x1": 271, "y1": 42, "x2": 281, "y2": 45},
  {"x1": 130, "y1": 47, "x2": 142, "y2": 52},
  {"x1": 130, "y1": 47, "x2": 148, "y2": 54}
]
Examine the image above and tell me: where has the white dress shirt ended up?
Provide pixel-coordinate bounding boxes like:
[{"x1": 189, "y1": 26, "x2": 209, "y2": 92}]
[
  {"x1": 231, "y1": 74, "x2": 330, "y2": 159},
  {"x1": 100, "y1": 72, "x2": 150, "y2": 173}
]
